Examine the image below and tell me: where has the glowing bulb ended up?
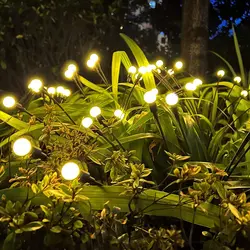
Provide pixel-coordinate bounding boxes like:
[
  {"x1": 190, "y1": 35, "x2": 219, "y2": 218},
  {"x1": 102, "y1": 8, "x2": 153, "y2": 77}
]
[
  {"x1": 234, "y1": 76, "x2": 241, "y2": 84},
  {"x1": 241, "y1": 90, "x2": 248, "y2": 97},
  {"x1": 165, "y1": 93, "x2": 179, "y2": 106},
  {"x1": 90, "y1": 106, "x2": 101, "y2": 118},
  {"x1": 138, "y1": 66, "x2": 147, "y2": 75},
  {"x1": 128, "y1": 66, "x2": 137, "y2": 74},
  {"x1": 193, "y1": 78, "x2": 203, "y2": 87},
  {"x1": 147, "y1": 64, "x2": 156, "y2": 72},
  {"x1": 56, "y1": 86, "x2": 65, "y2": 94},
  {"x1": 90, "y1": 54, "x2": 99, "y2": 62},
  {"x1": 28, "y1": 79, "x2": 43, "y2": 93},
  {"x1": 63, "y1": 89, "x2": 71, "y2": 97},
  {"x1": 81, "y1": 117, "x2": 93, "y2": 128},
  {"x1": 175, "y1": 61, "x2": 183, "y2": 70},
  {"x1": 157, "y1": 69, "x2": 161, "y2": 74},
  {"x1": 64, "y1": 70, "x2": 74, "y2": 79},
  {"x1": 47, "y1": 87, "x2": 56, "y2": 95},
  {"x1": 151, "y1": 88, "x2": 158, "y2": 95},
  {"x1": 135, "y1": 73, "x2": 142, "y2": 80},
  {"x1": 61, "y1": 162, "x2": 80, "y2": 181},
  {"x1": 185, "y1": 82, "x2": 197, "y2": 91},
  {"x1": 114, "y1": 109, "x2": 124, "y2": 119},
  {"x1": 2, "y1": 96, "x2": 16, "y2": 108},
  {"x1": 156, "y1": 60, "x2": 163, "y2": 67},
  {"x1": 87, "y1": 60, "x2": 96, "y2": 68},
  {"x1": 13, "y1": 138, "x2": 32, "y2": 157},
  {"x1": 217, "y1": 70, "x2": 225, "y2": 78},
  {"x1": 144, "y1": 90, "x2": 157, "y2": 104},
  {"x1": 167, "y1": 69, "x2": 174, "y2": 76},
  {"x1": 68, "y1": 64, "x2": 77, "y2": 72}
]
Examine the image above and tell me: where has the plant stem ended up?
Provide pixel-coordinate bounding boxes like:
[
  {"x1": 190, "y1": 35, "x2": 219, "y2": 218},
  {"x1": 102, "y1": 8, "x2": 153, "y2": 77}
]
[{"x1": 189, "y1": 207, "x2": 197, "y2": 250}]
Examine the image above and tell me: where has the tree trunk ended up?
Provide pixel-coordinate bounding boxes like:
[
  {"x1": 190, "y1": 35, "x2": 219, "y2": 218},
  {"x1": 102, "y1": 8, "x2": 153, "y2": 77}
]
[{"x1": 181, "y1": 0, "x2": 210, "y2": 76}]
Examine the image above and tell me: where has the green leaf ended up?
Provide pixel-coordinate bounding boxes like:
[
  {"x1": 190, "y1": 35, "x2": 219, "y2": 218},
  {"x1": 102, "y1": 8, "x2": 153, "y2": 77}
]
[
  {"x1": 228, "y1": 203, "x2": 241, "y2": 220},
  {"x1": 50, "y1": 226, "x2": 62, "y2": 233},
  {"x1": 120, "y1": 33, "x2": 156, "y2": 89},
  {"x1": 0, "y1": 110, "x2": 28, "y2": 130},
  {"x1": 2, "y1": 232, "x2": 16, "y2": 250},
  {"x1": 213, "y1": 181, "x2": 226, "y2": 200},
  {"x1": 74, "y1": 220, "x2": 83, "y2": 229},
  {"x1": 22, "y1": 221, "x2": 44, "y2": 232}
]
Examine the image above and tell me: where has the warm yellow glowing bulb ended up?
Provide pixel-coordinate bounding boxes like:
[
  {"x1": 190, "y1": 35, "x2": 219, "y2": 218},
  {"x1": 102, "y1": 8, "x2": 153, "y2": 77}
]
[
  {"x1": 144, "y1": 90, "x2": 157, "y2": 104},
  {"x1": 217, "y1": 70, "x2": 225, "y2": 78},
  {"x1": 90, "y1": 54, "x2": 99, "y2": 62},
  {"x1": 68, "y1": 64, "x2": 77, "y2": 72},
  {"x1": 114, "y1": 109, "x2": 124, "y2": 119},
  {"x1": 28, "y1": 79, "x2": 43, "y2": 93},
  {"x1": 61, "y1": 162, "x2": 80, "y2": 181},
  {"x1": 56, "y1": 86, "x2": 65, "y2": 94},
  {"x1": 3, "y1": 96, "x2": 16, "y2": 108},
  {"x1": 81, "y1": 117, "x2": 93, "y2": 128},
  {"x1": 241, "y1": 90, "x2": 248, "y2": 97},
  {"x1": 147, "y1": 64, "x2": 156, "y2": 72},
  {"x1": 64, "y1": 69, "x2": 74, "y2": 79},
  {"x1": 193, "y1": 78, "x2": 203, "y2": 87},
  {"x1": 87, "y1": 60, "x2": 96, "y2": 68},
  {"x1": 175, "y1": 61, "x2": 183, "y2": 70},
  {"x1": 185, "y1": 82, "x2": 197, "y2": 91},
  {"x1": 167, "y1": 69, "x2": 175, "y2": 76},
  {"x1": 90, "y1": 106, "x2": 101, "y2": 118},
  {"x1": 47, "y1": 87, "x2": 56, "y2": 95},
  {"x1": 13, "y1": 138, "x2": 32, "y2": 157},
  {"x1": 157, "y1": 69, "x2": 161, "y2": 74},
  {"x1": 156, "y1": 60, "x2": 163, "y2": 67},
  {"x1": 151, "y1": 88, "x2": 158, "y2": 95},
  {"x1": 234, "y1": 76, "x2": 241, "y2": 84},
  {"x1": 165, "y1": 93, "x2": 179, "y2": 106},
  {"x1": 128, "y1": 66, "x2": 137, "y2": 74},
  {"x1": 63, "y1": 89, "x2": 71, "y2": 97},
  {"x1": 138, "y1": 66, "x2": 147, "y2": 75}
]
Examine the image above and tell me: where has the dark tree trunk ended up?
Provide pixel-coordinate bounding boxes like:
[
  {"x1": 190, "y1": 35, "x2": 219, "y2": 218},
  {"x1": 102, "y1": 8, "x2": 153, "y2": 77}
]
[{"x1": 181, "y1": 0, "x2": 210, "y2": 76}]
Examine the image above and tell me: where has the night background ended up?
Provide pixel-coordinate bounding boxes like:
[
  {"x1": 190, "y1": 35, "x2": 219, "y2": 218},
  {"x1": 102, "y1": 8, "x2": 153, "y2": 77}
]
[{"x1": 1, "y1": 0, "x2": 250, "y2": 93}]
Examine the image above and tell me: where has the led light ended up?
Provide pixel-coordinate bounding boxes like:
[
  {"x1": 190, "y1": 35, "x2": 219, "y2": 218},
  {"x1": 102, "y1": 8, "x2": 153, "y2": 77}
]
[
  {"x1": 63, "y1": 89, "x2": 71, "y2": 97},
  {"x1": 90, "y1": 106, "x2": 101, "y2": 118},
  {"x1": 157, "y1": 69, "x2": 161, "y2": 74},
  {"x1": 61, "y1": 162, "x2": 80, "y2": 181},
  {"x1": 175, "y1": 61, "x2": 183, "y2": 70},
  {"x1": 68, "y1": 64, "x2": 77, "y2": 72},
  {"x1": 193, "y1": 78, "x2": 203, "y2": 87},
  {"x1": 90, "y1": 54, "x2": 99, "y2": 62},
  {"x1": 156, "y1": 60, "x2": 163, "y2": 67},
  {"x1": 87, "y1": 60, "x2": 96, "y2": 68},
  {"x1": 167, "y1": 69, "x2": 174, "y2": 76},
  {"x1": 185, "y1": 82, "x2": 197, "y2": 91},
  {"x1": 135, "y1": 73, "x2": 142, "y2": 80},
  {"x1": 128, "y1": 66, "x2": 137, "y2": 74},
  {"x1": 56, "y1": 86, "x2": 65, "y2": 94},
  {"x1": 144, "y1": 90, "x2": 157, "y2": 104},
  {"x1": 114, "y1": 109, "x2": 124, "y2": 119},
  {"x1": 81, "y1": 117, "x2": 93, "y2": 128},
  {"x1": 13, "y1": 138, "x2": 32, "y2": 157},
  {"x1": 2, "y1": 96, "x2": 16, "y2": 108},
  {"x1": 28, "y1": 79, "x2": 43, "y2": 93},
  {"x1": 151, "y1": 88, "x2": 158, "y2": 95},
  {"x1": 217, "y1": 70, "x2": 225, "y2": 78},
  {"x1": 47, "y1": 87, "x2": 56, "y2": 95},
  {"x1": 165, "y1": 93, "x2": 179, "y2": 106},
  {"x1": 138, "y1": 66, "x2": 147, "y2": 75},
  {"x1": 64, "y1": 70, "x2": 74, "y2": 79},
  {"x1": 234, "y1": 76, "x2": 241, "y2": 84},
  {"x1": 241, "y1": 90, "x2": 248, "y2": 97},
  {"x1": 147, "y1": 64, "x2": 156, "y2": 72}
]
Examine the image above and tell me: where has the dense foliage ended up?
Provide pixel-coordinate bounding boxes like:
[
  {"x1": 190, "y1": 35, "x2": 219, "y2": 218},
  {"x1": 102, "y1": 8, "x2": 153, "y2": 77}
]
[{"x1": 0, "y1": 34, "x2": 249, "y2": 249}]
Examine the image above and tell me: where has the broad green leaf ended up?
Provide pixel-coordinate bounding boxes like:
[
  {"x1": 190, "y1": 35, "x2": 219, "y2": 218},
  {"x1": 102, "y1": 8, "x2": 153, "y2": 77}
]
[
  {"x1": 0, "y1": 110, "x2": 28, "y2": 130},
  {"x1": 22, "y1": 221, "x2": 43, "y2": 232},
  {"x1": 120, "y1": 33, "x2": 156, "y2": 89},
  {"x1": 50, "y1": 226, "x2": 62, "y2": 233},
  {"x1": 2, "y1": 232, "x2": 16, "y2": 250}
]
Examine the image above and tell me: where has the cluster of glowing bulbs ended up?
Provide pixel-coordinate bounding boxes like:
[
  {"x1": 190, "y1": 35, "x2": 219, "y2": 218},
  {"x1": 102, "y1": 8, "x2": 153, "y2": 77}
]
[
  {"x1": 87, "y1": 54, "x2": 99, "y2": 68},
  {"x1": 185, "y1": 78, "x2": 203, "y2": 91},
  {"x1": 47, "y1": 86, "x2": 71, "y2": 97},
  {"x1": 28, "y1": 79, "x2": 43, "y2": 93},
  {"x1": 64, "y1": 63, "x2": 78, "y2": 79}
]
